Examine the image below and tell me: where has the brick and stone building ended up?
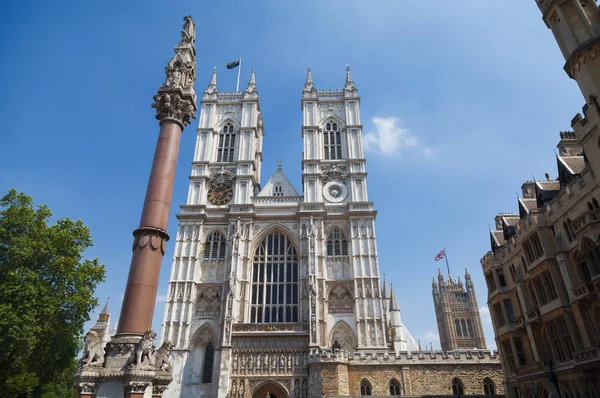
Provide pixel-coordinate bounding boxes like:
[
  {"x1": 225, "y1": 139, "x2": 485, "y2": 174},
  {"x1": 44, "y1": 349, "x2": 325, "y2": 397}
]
[
  {"x1": 159, "y1": 65, "x2": 504, "y2": 397},
  {"x1": 433, "y1": 269, "x2": 487, "y2": 351},
  {"x1": 480, "y1": 1, "x2": 600, "y2": 397}
]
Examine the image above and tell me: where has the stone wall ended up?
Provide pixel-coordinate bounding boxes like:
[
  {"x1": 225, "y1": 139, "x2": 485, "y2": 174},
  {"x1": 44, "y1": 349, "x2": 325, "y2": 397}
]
[{"x1": 343, "y1": 363, "x2": 504, "y2": 397}]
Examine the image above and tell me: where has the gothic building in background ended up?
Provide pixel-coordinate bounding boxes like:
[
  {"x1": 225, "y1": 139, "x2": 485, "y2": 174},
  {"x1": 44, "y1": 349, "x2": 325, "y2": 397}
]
[
  {"x1": 481, "y1": 1, "x2": 600, "y2": 397},
  {"x1": 159, "y1": 66, "x2": 503, "y2": 398},
  {"x1": 433, "y1": 269, "x2": 487, "y2": 351}
]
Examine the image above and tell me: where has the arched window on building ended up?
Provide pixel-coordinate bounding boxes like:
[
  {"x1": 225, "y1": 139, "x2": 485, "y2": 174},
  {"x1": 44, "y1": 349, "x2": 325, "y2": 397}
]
[
  {"x1": 389, "y1": 379, "x2": 402, "y2": 396},
  {"x1": 324, "y1": 121, "x2": 343, "y2": 160},
  {"x1": 217, "y1": 122, "x2": 236, "y2": 162},
  {"x1": 452, "y1": 378, "x2": 465, "y2": 396},
  {"x1": 327, "y1": 227, "x2": 350, "y2": 279},
  {"x1": 201, "y1": 342, "x2": 214, "y2": 383},
  {"x1": 461, "y1": 319, "x2": 468, "y2": 337},
  {"x1": 483, "y1": 377, "x2": 496, "y2": 395},
  {"x1": 201, "y1": 231, "x2": 227, "y2": 282},
  {"x1": 272, "y1": 183, "x2": 284, "y2": 197},
  {"x1": 455, "y1": 319, "x2": 462, "y2": 337},
  {"x1": 332, "y1": 340, "x2": 341, "y2": 351},
  {"x1": 204, "y1": 231, "x2": 226, "y2": 259},
  {"x1": 467, "y1": 319, "x2": 474, "y2": 337},
  {"x1": 250, "y1": 231, "x2": 298, "y2": 323},
  {"x1": 582, "y1": 239, "x2": 600, "y2": 276},
  {"x1": 360, "y1": 379, "x2": 372, "y2": 396}
]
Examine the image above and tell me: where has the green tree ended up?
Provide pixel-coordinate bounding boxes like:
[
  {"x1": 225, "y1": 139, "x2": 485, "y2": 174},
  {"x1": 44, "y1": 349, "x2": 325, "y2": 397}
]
[{"x1": 0, "y1": 189, "x2": 106, "y2": 398}]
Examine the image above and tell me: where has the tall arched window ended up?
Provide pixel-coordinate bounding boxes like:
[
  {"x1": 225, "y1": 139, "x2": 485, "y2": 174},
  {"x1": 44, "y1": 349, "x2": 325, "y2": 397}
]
[
  {"x1": 483, "y1": 377, "x2": 496, "y2": 395},
  {"x1": 461, "y1": 319, "x2": 468, "y2": 337},
  {"x1": 455, "y1": 319, "x2": 462, "y2": 337},
  {"x1": 204, "y1": 231, "x2": 226, "y2": 259},
  {"x1": 324, "y1": 121, "x2": 343, "y2": 160},
  {"x1": 360, "y1": 379, "x2": 372, "y2": 396},
  {"x1": 201, "y1": 231, "x2": 227, "y2": 282},
  {"x1": 452, "y1": 378, "x2": 465, "y2": 396},
  {"x1": 250, "y1": 231, "x2": 298, "y2": 323},
  {"x1": 217, "y1": 122, "x2": 236, "y2": 162},
  {"x1": 202, "y1": 342, "x2": 214, "y2": 383},
  {"x1": 563, "y1": 221, "x2": 573, "y2": 242},
  {"x1": 389, "y1": 379, "x2": 402, "y2": 396},
  {"x1": 327, "y1": 227, "x2": 350, "y2": 279},
  {"x1": 467, "y1": 319, "x2": 474, "y2": 337},
  {"x1": 327, "y1": 227, "x2": 349, "y2": 256}
]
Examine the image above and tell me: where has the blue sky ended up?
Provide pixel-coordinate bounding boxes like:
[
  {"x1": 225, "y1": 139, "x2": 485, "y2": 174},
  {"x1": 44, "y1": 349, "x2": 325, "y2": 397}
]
[{"x1": 0, "y1": 1, "x2": 585, "y2": 350}]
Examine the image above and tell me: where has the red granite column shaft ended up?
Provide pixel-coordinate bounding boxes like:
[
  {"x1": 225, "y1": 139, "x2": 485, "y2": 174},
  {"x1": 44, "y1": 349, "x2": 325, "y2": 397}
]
[{"x1": 117, "y1": 120, "x2": 182, "y2": 334}]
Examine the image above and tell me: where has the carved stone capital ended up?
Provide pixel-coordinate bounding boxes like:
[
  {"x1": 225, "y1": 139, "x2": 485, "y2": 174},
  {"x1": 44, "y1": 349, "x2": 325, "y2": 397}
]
[
  {"x1": 132, "y1": 227, "x2": 170, "y2": 255},
  {"x1": 152, "y1": 385, "x2": 169, "y2": 396},
  {"x1": 78, "y1": 382, "x2": 97, "y2": 394},
  {"x1": 152, "y1": 92, "x2": 197, "y2": 129},
  {"x1": 126, "y1": 381, "x2": 152, "y2": 393}
]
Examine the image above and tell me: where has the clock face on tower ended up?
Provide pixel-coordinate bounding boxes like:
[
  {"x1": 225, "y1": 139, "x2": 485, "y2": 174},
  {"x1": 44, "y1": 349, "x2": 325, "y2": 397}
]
[{"x1": 207, "y1": 183, "x2": 233, "y2": 206}]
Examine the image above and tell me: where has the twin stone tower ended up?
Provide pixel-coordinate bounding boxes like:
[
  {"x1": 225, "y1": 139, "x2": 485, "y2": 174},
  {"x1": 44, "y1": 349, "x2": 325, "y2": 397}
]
[{"x1": 74, "y1": 15, "x2": 500, "y2": 398}]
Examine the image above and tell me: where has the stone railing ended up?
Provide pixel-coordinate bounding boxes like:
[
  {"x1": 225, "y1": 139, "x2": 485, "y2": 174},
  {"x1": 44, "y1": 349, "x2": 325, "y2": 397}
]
[
  {"x1": 515, "y1": 361, "x2": 545, "y2": 377},
  {"x1": 253, "y1": 196, "x2": 303, "y2": 204},
  {"x1": 232, "y1": 323, "x2": 309, "y2": 334},
  {"x1": 573, "y1": 346, "x2": 600, "y2": 365},
  {"x1": 571, "y1": 209, "x2": 600, "y2": 235},
  {"x1": 572, "y1": 283, "x2": 596, "y2": 303},
  {"x1": 526, "y1": 308, "x2": 541, "y2": 323},
  {"x1": 218, "y1": 92, "x2": 244, "y2": 101},
  {"x1": 349, "y1": 203, "x2": 373, "y2": 211}
]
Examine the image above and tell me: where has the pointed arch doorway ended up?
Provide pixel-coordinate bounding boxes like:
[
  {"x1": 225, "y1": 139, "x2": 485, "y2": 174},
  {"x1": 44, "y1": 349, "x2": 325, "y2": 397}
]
[{"x1": 251, "y1": 380, "x2": 289, "y2": 398}]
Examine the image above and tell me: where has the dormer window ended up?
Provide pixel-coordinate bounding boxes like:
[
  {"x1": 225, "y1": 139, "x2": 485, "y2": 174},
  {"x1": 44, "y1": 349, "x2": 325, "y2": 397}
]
[
  {"x1": 324, "y1": 122, "x2": 342, "y2": 160},
  {"x1": 217, "y1": 123, "x2": 236, "y2": 162},
  {"x1": 272, "y1": 184, "x2": 284, "y2": 197}
]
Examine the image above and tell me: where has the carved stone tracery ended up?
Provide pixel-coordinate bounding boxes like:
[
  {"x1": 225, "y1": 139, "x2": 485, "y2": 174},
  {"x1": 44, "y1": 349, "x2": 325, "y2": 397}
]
[
  {"x1": 328, "y1": 285, "x2": 354, "y2": 314},
  {"x1": 195, "y1": 287, "x2": 221, "y2": 318}
]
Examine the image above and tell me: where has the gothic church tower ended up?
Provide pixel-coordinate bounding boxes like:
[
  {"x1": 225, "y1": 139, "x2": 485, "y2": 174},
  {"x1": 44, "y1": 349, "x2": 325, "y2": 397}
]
[
  {"x1": 432, "y1": 268, "x2": 487, "y2": 351},
  {"x1": 161, "y1": 67, "x2": 417, "y2": 398}
]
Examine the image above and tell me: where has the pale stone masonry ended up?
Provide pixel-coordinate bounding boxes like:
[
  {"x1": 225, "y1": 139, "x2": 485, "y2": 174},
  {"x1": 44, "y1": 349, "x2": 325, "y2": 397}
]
[
  {"x1": 480, "y1": 1, "x2": 600, "y2": 397},
  {"x1": 158, "y1": 65, "x2": 504, "y2": 398}
]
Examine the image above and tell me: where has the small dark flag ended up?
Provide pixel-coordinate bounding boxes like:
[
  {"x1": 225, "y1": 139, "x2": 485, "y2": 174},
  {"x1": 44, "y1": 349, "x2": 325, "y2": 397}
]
[{"x1": 226, "y1": 59, "x2": 241, "y2": 69}]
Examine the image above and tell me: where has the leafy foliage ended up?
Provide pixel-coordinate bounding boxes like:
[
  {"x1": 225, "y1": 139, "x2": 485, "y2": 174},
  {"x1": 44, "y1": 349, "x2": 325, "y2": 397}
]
[{"x1": 0, "y1": 189, "x2": 105, "y2": 397}]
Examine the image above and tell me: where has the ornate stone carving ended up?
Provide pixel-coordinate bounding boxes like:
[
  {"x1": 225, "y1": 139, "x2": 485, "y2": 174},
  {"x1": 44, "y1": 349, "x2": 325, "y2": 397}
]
[
  {"x1": 78, "y1": 382, "x2": 97, "y2": 394},
  {"x1": 124, "y1": 329, "x2": 157, "y2": 370},
  {"x1": 153, "y1": 385, "x2": 168, "y2": 395},
  {"x1": 152, "y1": 92, "x2": 197, "y2": 128},
  {"x1": 194, "y1": 287, "x2": 221, "y2": 318},
  {"x1": 155, "y1": 341, "x2": 174, "y2": 371},
  {"x1": 132, "y1": 227, "x2": 169, "y2": 255},
  {"x1": 79, "y1": 330, "x2": 104, "y2": 368},
  {"x1": 126, "y1": 381, "x2": 151, "y2": 393},
  {"x1": 328, "y1": 285, "x2": 354, "y2": 314},
  {"x1": 321, "y1": 164, "x2": 348, "y2": 183}
]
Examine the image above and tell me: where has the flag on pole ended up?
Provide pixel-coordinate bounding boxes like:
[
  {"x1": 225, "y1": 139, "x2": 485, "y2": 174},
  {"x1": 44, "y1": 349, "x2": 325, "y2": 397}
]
[
  {"x1": 434, "y1": 249, "x2": 446, "y2": 262},
  {"x1": 226, "y1": 59, "x2": 241, "y2": 69}
]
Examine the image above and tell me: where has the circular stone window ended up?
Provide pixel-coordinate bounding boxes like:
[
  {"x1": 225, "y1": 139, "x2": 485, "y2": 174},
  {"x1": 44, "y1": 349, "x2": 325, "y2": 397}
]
[{"x1": 323, "y1": 181, "x2": 348, "y2": 203}]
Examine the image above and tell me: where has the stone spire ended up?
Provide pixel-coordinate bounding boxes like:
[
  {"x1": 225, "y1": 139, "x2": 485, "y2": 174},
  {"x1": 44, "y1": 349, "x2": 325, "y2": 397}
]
[
  {"x1": 303, "y1": 66, "x2": 315, "y2": 95},
  {"x1": 245, "y1": 68, "x2": 257, "y2": 95},
  {"x1": 389, "y1": 285, "x2": 401, "y2": 312},
  {"x1": 465, "y1": 266, "x2": 474, "y2": 289},
  {"x1": 344, "y1": 64, "x2": 357, "y2": 93},
  {"x1": 205, "y1": 66, "x2": 217, "y2": 95}
]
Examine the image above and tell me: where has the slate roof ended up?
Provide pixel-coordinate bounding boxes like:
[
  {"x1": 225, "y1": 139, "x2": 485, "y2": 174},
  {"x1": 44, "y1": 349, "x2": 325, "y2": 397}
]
[{"x1": 559, "y1": 156, "x2": 586, "y2": 175}]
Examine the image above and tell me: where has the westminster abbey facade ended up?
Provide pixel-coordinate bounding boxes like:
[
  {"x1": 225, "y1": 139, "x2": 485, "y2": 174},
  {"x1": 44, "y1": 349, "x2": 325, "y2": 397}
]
[{"x1": 159, "y1": 67, "x2": 503, "y2": 398}]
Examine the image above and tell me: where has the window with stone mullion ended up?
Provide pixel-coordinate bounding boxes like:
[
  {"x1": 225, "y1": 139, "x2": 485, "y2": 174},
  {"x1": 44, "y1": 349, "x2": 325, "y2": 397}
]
[
  {"x1": 324, "y1": 122, "x2": 343, "y2": 160},
  {"x1": 250, "y1": 232, "x2": 298, "y2": 323},
  {"x1": 217, "y1": 123, "x2": 236, "y2": 162}
]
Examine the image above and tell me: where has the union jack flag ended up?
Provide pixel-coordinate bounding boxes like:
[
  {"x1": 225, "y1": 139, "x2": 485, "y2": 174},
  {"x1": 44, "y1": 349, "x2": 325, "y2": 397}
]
[{"x1": 434, "y1": 249, "x2": 446, "y2": 262}]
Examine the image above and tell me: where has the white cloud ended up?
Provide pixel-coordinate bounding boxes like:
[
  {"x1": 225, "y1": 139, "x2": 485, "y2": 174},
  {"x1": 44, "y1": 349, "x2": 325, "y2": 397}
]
[
  {"x1": 156, "y1": 292, "x2": 168, "y2": 303},
  {"x1": 363, "y1": 117, "x2": 419, "y2": 157}
]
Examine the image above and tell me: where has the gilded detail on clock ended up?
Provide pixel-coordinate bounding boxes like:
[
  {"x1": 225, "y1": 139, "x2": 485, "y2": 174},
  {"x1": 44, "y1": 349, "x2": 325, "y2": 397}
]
[{"x1": 207, "y1": 183, "x2": 233, "y2": 205}]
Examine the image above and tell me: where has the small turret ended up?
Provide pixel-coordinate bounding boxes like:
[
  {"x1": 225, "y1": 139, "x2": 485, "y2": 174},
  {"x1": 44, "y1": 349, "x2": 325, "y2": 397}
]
[
  {"x1": 457, "y1": 276, "x2": 464, "y2": 290},
  {"x1": 302, "y1": 66, "x2": 316, "y2": 96},
  {"x1": 244, "y1": 68, "x2": 257, "y2": 95},
  {"x1": 204, "y1": 67, "x2": 218, "y2": 98},
  {"x1": 465, "y1": 267, "x2": 474, "y2": 290},
  {"x1": 343, "y1": 65, "x2": 357, "y2": 93}
]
